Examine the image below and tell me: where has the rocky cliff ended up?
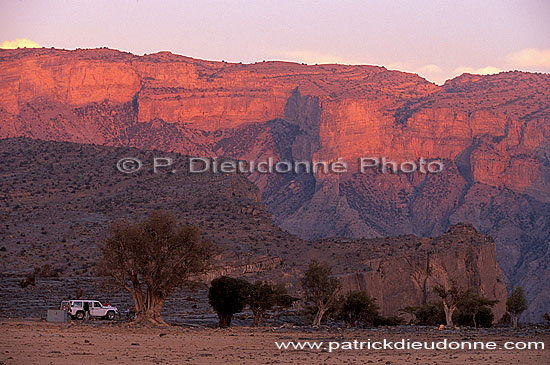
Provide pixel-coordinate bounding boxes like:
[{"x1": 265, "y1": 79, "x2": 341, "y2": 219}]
[
  {"x1": 0, "y1": 48, "x2": 548, "y2": 321},
  {"x1": 336, "y1": 224, "x2": 508, "y2": 320}
]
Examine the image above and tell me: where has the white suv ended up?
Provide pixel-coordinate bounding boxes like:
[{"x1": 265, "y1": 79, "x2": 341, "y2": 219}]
[{"x1": 61, "y1": 300, "x2": 118, "y2": 320}]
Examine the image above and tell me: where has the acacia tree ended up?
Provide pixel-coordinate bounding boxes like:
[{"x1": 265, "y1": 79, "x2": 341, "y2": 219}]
[
  {"x1": 98, "y1": 211, "x2": 211, "y2": 326},
  {"x1": 336, "y1": 291, "x2": 379, "y2": 328},
  {"x1": 456, "y1": 292, "x2": 498, "y2": 328},
  {"x1": 301, "y1": 260, "x2": 341, "y2": 327},
  {"x1": 506, "y1": 287, "x2": 528, "y2": 328},
  {"x1": 433, "y1": 280, "x2": 469, "y2": 327},
  {"x1": 245, "y1": 281, "x2": 296, "y2": 326}
]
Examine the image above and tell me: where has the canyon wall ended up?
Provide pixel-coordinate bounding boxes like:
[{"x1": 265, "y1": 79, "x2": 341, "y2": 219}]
[{"x1": 1, "y1": 49, "x2": 547, "y2": 200}]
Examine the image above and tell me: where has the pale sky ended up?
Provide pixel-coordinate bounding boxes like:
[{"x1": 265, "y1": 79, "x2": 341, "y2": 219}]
[{"x1": 1, "y1": 0, "x2": 549, "y2": 84}]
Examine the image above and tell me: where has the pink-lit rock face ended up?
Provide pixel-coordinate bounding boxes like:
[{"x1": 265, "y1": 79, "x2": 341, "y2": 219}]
[
  {"x1": 1, "y1": 48, "x2": 549, "y2": 321},
  {"x1": 2, "y1": 48, "x2": 547, "y2": 199}
]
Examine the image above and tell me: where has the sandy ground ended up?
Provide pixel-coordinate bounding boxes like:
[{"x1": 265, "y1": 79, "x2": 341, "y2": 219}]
[{"x1": 0, "y1": 320, "x2": 548, "y2": 364}]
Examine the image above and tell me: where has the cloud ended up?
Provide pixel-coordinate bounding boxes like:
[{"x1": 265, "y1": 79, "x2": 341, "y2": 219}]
[
  {"x1": 506, "y1": 48, "x2": 550, "y2": 69},
  {"x1": 412, "y1": 64, "x2": 502, "y2": 85},
  {"x1": 451, "y1": 65, "x2": 502, "y2": 77},
  {"x1": 387, "y1": 63, "x2": 446, "y2": 84},
  {"x1": 0, "y1": 38, "x2": 40, "y2": 49},
  {"x1": 274, "y1": 47, "x2": 550, "y2": 85},
  {"x1": 417, "y1": 64, "x2": 442, "y2": 74},
  {"x1": 414, "y1": 64, "x2": 446, "y2": 84}
]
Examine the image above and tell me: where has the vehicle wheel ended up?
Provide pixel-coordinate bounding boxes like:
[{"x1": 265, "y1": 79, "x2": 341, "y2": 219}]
[
  {"x1": 106, "y1": 311, "x2": 115, "y2": 320},
  {"x1": 75, "y1": 311, "x2": 84, "y2": 320}
]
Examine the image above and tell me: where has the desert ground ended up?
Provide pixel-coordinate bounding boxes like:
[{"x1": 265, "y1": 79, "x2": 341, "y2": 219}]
[{"x1": 0, "y1": 320, "x2": 547, "y2": 364}]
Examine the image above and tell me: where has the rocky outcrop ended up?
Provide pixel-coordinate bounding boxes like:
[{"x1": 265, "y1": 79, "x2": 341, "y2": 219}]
[
  {"x1": 337, "y1": 224, "x2": 507, "y2": 320},
  {"x1": 201, "y1": 256, "x2": 283, "y2": 283}
]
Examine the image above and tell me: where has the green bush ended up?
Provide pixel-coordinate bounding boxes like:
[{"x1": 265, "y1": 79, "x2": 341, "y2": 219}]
[
  {"x1": 401, "y1": 292, "x2": 498, "y2": 328},
  {"x1": 454, "y1": 306, "x2": 494, "y2": 328}
]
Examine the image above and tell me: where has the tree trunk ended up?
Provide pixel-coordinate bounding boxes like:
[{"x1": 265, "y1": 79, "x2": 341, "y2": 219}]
[
  {"x1": 131, "y1": 291, "x2": 144, "y2": 318},
  {"x1": 443, "y1": 302, "x2": 454, "y2": 327},
  {"x1": 513, "y1": 312, "x2": 518, "y2": 328},
  {"x1": 312, "y1": 305, "x2": 327, "y2": 327},
  {"x1": 472, "y1": 310, "x2": 477, "y2": 328},
  {"x1": 131, "y1": 291, "x2": 168, "y2": 326},
  {"x1": 253, "y1": 310, "x2": 265, "y2": 326},
  {"x1": 218, "y1": 313, "x2": 232, "y2": 328},
  {"x1": 144, "y1": 295, "x2": 168, "y2": 326}
]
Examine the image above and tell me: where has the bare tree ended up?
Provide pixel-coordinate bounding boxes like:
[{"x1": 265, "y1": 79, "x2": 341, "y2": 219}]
[
  {"x1": 98, "y1": 211, "x2": 211, "y2": 326},
  {"x1": 301, "y1": 260, "x2": 341, "y2": 327},
  {"x1": 433, "y1": 280, "x2": 469, "y2": 327}
]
